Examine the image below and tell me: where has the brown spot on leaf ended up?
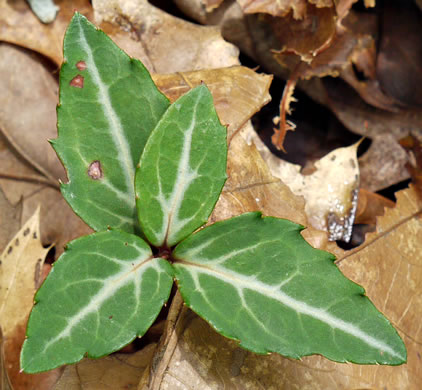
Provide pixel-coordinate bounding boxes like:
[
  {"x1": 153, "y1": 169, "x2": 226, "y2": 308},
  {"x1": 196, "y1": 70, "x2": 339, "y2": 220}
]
[
  {"x1": 7, "y1": 246, "x2": 12, "y2": 254},
  {"x1": 15, "y1": 238, "x2": 19, "y2": 246},
  {"x1": 76, "y1": 61, "x2": 87, "y2": 71},
  {"x1": 23, "y1": 228, "x2": 30, "y2": 236},
  {"x1": 88, "y1": 161, "x2": 103, "y2": 180},
  {"x1": 33, "y1": 232, "x2": 37, "y2": 239},
  {"x1": 70, "y1": 74, "x2": 84, "y2": 88}
]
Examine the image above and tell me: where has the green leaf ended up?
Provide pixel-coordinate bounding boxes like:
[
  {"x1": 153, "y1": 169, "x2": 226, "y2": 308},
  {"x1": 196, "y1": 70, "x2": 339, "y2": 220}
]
[
  {"x1": 135, "y1": 85, "x2": 227, "y2": 247},
  {"x1": 20, "y1": 230, "x2": 174, "y2": 373},
  {"x1": 52, "y1": 13, "x2": 170, "y2": 234},
  {"x1": 173, "y1": 212, "x2": 406, "y2": 365}
]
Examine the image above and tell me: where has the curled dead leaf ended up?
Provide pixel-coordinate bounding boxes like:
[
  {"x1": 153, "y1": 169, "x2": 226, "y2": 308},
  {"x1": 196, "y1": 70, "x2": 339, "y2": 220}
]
[{"x1": 0, "y1": 209, "x2": 61, "y2": 389}]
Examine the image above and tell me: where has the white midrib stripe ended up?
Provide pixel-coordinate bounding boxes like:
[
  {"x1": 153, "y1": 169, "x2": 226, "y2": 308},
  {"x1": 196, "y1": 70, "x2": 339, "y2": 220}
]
[
  {"x1": 161, "y1": 101, "x2": 200, "y2": 244},
  {"x1": 41, "y1": 254, "x2": 156, "y2": 354},
  {"x1": 177, "y1": 262, "x2": 403, "y2": 359},
  {"x1": 77, "y1": 21, "x2": 135, "y2": 201}
]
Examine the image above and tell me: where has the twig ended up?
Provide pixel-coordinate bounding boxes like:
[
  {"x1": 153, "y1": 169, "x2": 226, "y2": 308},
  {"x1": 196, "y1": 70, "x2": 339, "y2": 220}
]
[{"x1": 0, "y1": 172, "x2": 60, "y2": 190}]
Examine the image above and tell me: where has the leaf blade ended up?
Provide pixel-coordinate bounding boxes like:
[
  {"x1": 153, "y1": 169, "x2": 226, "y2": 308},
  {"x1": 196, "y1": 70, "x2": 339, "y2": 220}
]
[
  {"x1": 53, "y1": 13, "x2": 170, "y2": 233},
  {"x1": 173, "y1": 212, "x2": 406, "y2": 365},
  {"x1": 20, "y1": 230, "x2": 174, "y2": 373},
  {"x1": 135, "y1": 84, "x2": 227, "y2": 247}
]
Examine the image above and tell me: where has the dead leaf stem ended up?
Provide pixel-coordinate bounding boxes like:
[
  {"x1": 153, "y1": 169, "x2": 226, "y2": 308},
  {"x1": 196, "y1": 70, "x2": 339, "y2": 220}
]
[
  {"x1": 0, "y1": 172, "x2": 59, "y2": 190},
  {"x1": 335, "y1": 209, "x2": 422, "y2": 264},
  {"x1": 223, "y1": 180, "x2": 280, "y2": 193},
  {"x1": 0, "y1": 126, "x2": 58, "y2": 186},
  {"x1": 139, "y1": 290, "x2": 187, "y2": 390}
]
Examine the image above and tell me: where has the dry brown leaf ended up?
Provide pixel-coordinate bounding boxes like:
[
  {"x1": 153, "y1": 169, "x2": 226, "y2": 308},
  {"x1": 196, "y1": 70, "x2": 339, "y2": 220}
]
[
  {"x1": 0, "y1": 133, "x2": 92, "y2": 256},
  {"x1": 203, "y1": 0, "x2": 225, "y2": 12},
  {"x1": 248, "y1": 129, "x2": 360, "y2": 241},
  {"x1": 149, "y1": 188, "x2": 421, "y2": 390},
  {"x1": 0, "y1": 130, "x2": 54, "y2": 205},
  {"x1": 54, "y1": 344, "x2": 156, "y2": 390},
  {"x1": 0, "y1": 187, "x2": 22, "y2": 254},
  {"x1": 93, "y1": 0, "x2": 239, "y2": 74},
  {"x1": 236, "y1": 0, "x2": 333, "y2": 19},
  {"x1": 355, "y1": 188, "x2": 394, "y2": 225},
  {"x1": 0, "y1": 43, "x2": 64, "y2": 183},
  {"x1": 0, "y1": 208, "x2": 61, "y2": 389},
  {"x1": 359, "y1": 135, "x2": 409, "y2": 192},
  {"x1": 335, "y1": 185, "x2": 422, "y2": 388},
  {"x1": 0, "y1": 328, "x2": 13, "y2": 390},
  {"x1": 20, "y1": 187, "x2": 93, "y2": 255},
  {"x1": 238, "y1": 0, "x2": 306, "y2": 18},
  {"x1": 376, "y1": 1, "x2": 422, "y2": 108},
  {"x1": 322, "y1": 72, "x2": 422, "y2": 142},
  {"x1": 270, "y1": 3, "x2": 336, "y2": 62},
  {"x1": 152, "y1": 67, "x2": 305, "y2": 227},
  {"x1": 285, "y1": 141, "x2": 360, "y2": 242},
  {"x1": 141, "y1": 66, "x2": 316, "y2": 389},
  {"x1": 176, "y1": 0, "x2": 225, "y2": 15},
  {"x1": 0, "y1": 0, "x2": 92, "y2": 65},
  {"x1": 215, "y1": 122, "x2": 307, "y2": 226},
  {"x1": 399, "y1": 134, "x2": 422, "y2": 199},
  {"x1": 143, "y1": 63, "x2": 418, "y2": 387},
  {"x1": 152, "y1": 66, "x2": 273, "y2": 141},
  {"x1": 0, "y1": 43, "x2": 92, "y2": 255}
]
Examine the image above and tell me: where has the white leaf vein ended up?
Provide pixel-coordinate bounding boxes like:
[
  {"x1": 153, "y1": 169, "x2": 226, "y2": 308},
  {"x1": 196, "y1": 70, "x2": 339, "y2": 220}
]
[
  {"x1": 77, "y1": 20, "x2": 135, "y2": 204},
  {"x1": 40, "y1": 254, "x2": 159, "y2": 354},
  {"x1": 177, "y1": 262, "x2": 403, "y2": 359}
]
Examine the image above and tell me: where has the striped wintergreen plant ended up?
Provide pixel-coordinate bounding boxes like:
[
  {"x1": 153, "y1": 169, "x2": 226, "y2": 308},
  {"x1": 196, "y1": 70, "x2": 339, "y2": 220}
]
[{"x1": 20, "y1": 13, "x2": 406, "y2": 373}]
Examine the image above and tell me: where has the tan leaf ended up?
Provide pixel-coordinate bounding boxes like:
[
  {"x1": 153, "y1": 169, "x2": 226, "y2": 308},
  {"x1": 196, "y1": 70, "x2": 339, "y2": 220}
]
[
  {"x1": 0, "y1": 208, "x2": 61, "y2": 389},
  {"x1": 0, "y1": 43, "x2": 65, "y2": 183},
  {"x1": 0, "y1": 41, "x2": 94, "y2": 256},
  {"x1": 0, "y1": 132, "x2": 53, "y2": 206},
  {"x1": 335, "y1": 185, "x2": 422, "y2": 388},
  {"x1": 0, "y1": 0, "x2": 92, "y2": 65},
  {"x1": 141, "y1": 67, "x2": 311, "y2": 389},
  {"x1": 248, "y1": 129, "x2": 360, "y2": 241},
  {"x1": 202, "y1": 0, "x2": 225, "y2": 12},
  {"x1": 148, "y1": 187, "x2": 421, "y2": 390},
  {"x1": 270, "y1": 3, "x2": 337, "y2": 62},
  {"x1": 0, "y1": 187, "x2": 22, "y2": 254},
  {"x1": 0, "y1": 329, "x2": 13, "y2": 390},
  {"x1": 323, "y1": 77, "x2": 422, "y2": 141},
  {"x1": 235, "y1": 0, "x2": 333, "y2": 19},
  {"x1": 152, "y1": 68, "x2": 305, "y2": 227},
  {"x1": 93, "y1": 0, "x2": 239, "y2": 74},
  {"x1": 152, "y1": 66, "x2": 273, "y2": 141},
  {"x1": 20, "y1": 187, "x2": 93, "y2": 257},
  {"x1": 359, "y1": 135, "x2": 409, "y2": 192},
  {"x1": 355, "y1": 188, "x2": 394, "y2": 225},
  {"x1": 54, "y1": 344, "x2": 156, "y2": 390},
  {"x1": 215, "y1": 122, "x2": 307, "y2": 226}
]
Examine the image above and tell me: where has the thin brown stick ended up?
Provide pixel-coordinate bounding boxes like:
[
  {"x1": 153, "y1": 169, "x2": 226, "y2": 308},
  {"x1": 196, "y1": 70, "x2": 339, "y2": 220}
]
[
  {"x1": 335, "y1": 209, "x2": 422, "y2": 264},
  {"x1": 0, "y1": 172, "x2": 60, "y2": 190},
  {"x1": 0, "y1": 126, "x2": 58, "y2": 185},
  {"x1": 138, "y1": 290, "x2": 187, "y2": 390}
]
